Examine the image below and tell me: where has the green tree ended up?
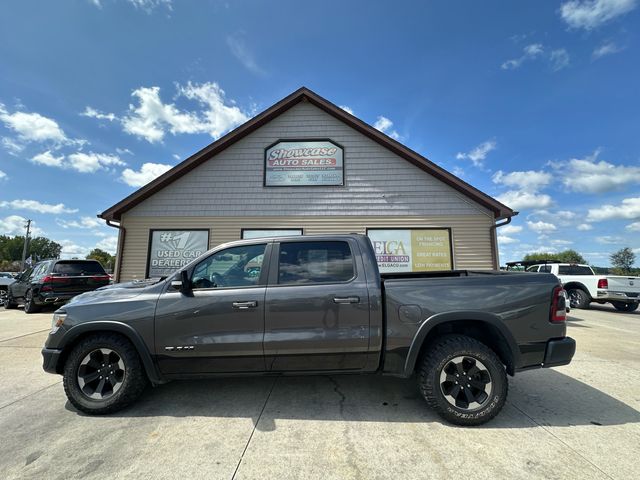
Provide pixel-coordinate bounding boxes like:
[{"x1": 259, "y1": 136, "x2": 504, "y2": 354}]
[
  {"x1": 523, "y1": 249, "x2": 587, "y2": 264},
  {"x1": 610, "y1": 247, "x2": 636, "y2": 275},
  {"x1": 0, "y1": 236, "x2": 62, "y2": 261},
  {"x1": 86, "y1": 248, "x2": 115, "y2": 271}
]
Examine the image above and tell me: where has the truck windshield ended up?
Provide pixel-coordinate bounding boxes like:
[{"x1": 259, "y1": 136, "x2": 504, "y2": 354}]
[{"x1": 558, "y1": 265, "x2": 593, "y2": 275}]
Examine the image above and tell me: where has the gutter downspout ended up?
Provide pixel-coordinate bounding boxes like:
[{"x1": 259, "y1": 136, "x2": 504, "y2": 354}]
[
  {"x1": 490, "y1": 212, "x2": 518, "y2": 270},
  {"x1": 105, "y1": 219, "x2": 126, "y2": 283}
]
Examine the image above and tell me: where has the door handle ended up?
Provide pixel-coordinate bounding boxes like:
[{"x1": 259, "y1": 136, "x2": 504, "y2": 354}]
[
  {"x1": 333, "y1": 296, "x2": 360, "y2": 304},
  {"x1": 232, "y1": 301, "x2": 258, "y2": 309}
]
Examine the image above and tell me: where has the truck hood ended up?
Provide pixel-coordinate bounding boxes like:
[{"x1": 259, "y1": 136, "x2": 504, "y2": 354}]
[{"x1": 66, "y1": 278, "x2": 165, "y2": 305}]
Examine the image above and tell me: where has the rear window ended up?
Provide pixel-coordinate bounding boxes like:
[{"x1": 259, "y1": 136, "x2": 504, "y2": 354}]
[
  {"x1": 278, "y1": 241, "x2": 355, "y2": 285},
  {"x1": 53, "y1": 261, "x2": 105, "y2": 276},
  {"x1": 558, "y1": 265, "x2": 593, "y2": 275}
]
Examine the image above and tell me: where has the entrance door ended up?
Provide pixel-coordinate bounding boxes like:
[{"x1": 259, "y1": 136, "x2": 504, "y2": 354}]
[
  {"x1": 154, "y1": 243, "x2": 269, "y2": 374},
  {"x1": 264, "y1": 240, "x2": 370, "y2": 371}
]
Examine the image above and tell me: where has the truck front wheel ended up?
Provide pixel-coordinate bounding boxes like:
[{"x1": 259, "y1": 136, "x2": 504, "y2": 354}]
[
  {"x1": 417, "y1": 335, "x2": 508, "y2": 426},
  {"x1": 567, "y1": 289, "x2": 590, "y2": 309},
  {"x1": 63, "y1": 333, "x2": 148, "y2": 415}
]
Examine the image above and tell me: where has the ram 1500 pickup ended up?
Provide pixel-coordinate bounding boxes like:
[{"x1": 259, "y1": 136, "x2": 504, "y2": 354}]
[{"x1": 42, "y1": 234, "x2": 575, "y2": 426}]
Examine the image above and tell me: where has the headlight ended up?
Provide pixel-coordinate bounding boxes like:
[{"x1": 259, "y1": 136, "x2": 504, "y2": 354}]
[{"x1": 51, "y1": 312, "x2": 66, "y2": 333}]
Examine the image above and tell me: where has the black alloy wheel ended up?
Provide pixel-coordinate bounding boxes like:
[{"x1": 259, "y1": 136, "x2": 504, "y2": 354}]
[
  {"x1": 77, "y1": 348, "x2": 126, "y2": 400},
  {"x1": 439, "y1": 355, "x2": 493, "y2": 410},
  {"x1": 24, "y1": 290, "x2": 40, "y2": 314}
]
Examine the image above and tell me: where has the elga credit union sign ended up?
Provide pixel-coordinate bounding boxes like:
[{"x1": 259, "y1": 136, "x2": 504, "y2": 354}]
[
  {"x1": 367, "y1": 228, "x2": 453, "y2": 273},
  {"x1": 265, "y1": 140, "x2": 344, "y2": 186},
  {"x1": 147, "y1": 230, "x2": 209, "y2": 277}
]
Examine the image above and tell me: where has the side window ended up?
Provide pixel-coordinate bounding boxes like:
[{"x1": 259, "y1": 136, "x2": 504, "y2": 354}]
[
  {"x1": 539, "y1": 265, "x2": 552, "y2": 273},
  {"x1": 191, "y1": 244, "x2": 266, "y2": 289},
  {"x1": 278, "y1": 241, "x2": 355, "y2": 285},
  {"x1": 525, "y1": 266, "x2": 539, "y2": 272},
  {"x1": 31, "y1": 263, "x2": 47, "y2": 280}
]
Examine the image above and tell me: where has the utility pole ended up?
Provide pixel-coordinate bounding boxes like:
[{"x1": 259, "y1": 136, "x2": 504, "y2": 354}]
[{"x1": 21, "y1": 219, "x2": 31, "y2": 271}]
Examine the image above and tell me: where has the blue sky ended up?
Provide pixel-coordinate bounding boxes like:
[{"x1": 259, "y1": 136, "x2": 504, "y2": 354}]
[{"x1": 1, "y1": 0, "x2": 639, "y2": 266}]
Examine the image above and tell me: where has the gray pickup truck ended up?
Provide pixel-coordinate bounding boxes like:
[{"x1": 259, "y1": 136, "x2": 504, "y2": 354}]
[{"x1": 42, "y1": 234, "x2": 575, "y2": 425}]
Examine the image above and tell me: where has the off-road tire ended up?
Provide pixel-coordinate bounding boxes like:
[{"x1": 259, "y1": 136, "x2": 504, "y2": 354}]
[
  {"x1": 417, "y1": 335, "x2": 508, "y2": 426},
  {"x1": 23, "y1": 290, "x2": 40, "y2": 314},
  {"x1": 567, "y1": 288, "x2": 590, "y2": 309},
  {"x1": 63, "y1": 333, "x2": 148, "y2": 415},
  {"x1": 611, "y1": 301, "x2": 639, "y2": 312}
]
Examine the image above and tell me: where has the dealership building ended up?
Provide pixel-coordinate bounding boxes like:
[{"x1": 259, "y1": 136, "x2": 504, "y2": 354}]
[{"x1": 100, "y1": 87, "x2": 515, "y2": 282}]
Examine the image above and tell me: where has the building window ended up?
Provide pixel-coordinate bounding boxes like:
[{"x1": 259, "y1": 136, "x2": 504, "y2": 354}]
[{"x1": 242, "y1": 229, "x2": 303, "y2": 240}]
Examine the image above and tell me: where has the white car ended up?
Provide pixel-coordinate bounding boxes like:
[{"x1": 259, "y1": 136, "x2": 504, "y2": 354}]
[
  {"x1": 0, "y1": 272, "x2": 17, "y2": 306},
  {"x1": 524, "y1": 263, "x2": 640, "y2": 312}
]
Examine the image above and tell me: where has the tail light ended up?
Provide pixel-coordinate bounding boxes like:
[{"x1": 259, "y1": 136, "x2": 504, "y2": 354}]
[
  {"x1": 551, "y1": 286, "x2": 567, "y2": 323},
  {"x1": 597, "y1": 278, "x2": 608, "y2": 289},
  {"x1": 41, "y1": 275, "x2": 70, "y2": 283},
  {"x1": 91, "y1": 275, "x2": 111, "y2": 282}
]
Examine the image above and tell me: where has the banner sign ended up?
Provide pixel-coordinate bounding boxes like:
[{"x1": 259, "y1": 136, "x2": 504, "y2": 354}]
[
  {"x1": 147, "y1": 230, "x2": 209, "y2": 277},
  {"x1": 265, "y1": 140, "x2": 344, "y2": 186},
  {"x1": 367, "y1": 228, "x2": 452, "y2": 273}
]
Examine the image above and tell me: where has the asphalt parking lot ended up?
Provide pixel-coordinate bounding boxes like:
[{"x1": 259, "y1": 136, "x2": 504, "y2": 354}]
[{"x1": 0, "y1": 305, "x2": 638, "y2": 480}]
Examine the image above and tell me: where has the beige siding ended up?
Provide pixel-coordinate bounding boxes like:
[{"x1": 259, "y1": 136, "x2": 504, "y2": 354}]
[
  {"x1": 119, "y1": 215, "x2": 494, "y2": 281},
  {"x1": 126, "y1": 101, "x2": 491, "y2": 218}
]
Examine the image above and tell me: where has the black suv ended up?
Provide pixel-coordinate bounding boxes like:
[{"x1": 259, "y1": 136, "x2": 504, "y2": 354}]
[{"x1": 4, "y1": 259, "x2": 110, "y2": 313}]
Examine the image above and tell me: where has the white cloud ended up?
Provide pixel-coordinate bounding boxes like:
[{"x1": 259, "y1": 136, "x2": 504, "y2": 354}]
[
  {"x1": 81, "y1": 106, "x2": 116, "y2": 121},
  {"x1": 117, "y1": 82, "x2": 248, "y2": 143},
  {"x1": 560, "y1": 0, "x2": 637, "y2": 30},
  {"x1": 596, "y1": 235, "x2": 624, "y2": 244},
  {"x1": 31, "y1": 150, "x2": 64, "y2": 167},
  {"x1": 373, "y1": 116, "x2": 400, "y2": 140},
  {"x1": 551, "y1": 150, "x2": 640, "y2": 193},
  {"x1": 501, "y1": 225, "x2": 523, "y2": 235},
  {"x1": 226, "y1": 34, "x2": 266, "y2": 76},
  {"x1": 59, "y1": 239, "x2": 91, "y2": 259},
  {"x1": 127, "y1": 0, "x2": 172, "y2": 13},
  {"x1": 68, "y1": 152, "x2": 125, "y2": 173},
  {"x1": 0, "y1": 215, "x2": 43, "y2": 236},
  {"x1": 592, "y1": 41, "x2": 624, "y2": 59},
  {"x1": 496, "y1": 190, "x2": 553, "y2": 211},
  {"x1": 340, "y1": 105, "x2": 355, "y2": 115},
  {"x1": 625, "y1": 221, "x2": 640, "y2": 231},
  {"x1": 587, "y1": 197, "x2": 640, "y2": 221},
  {"x1": 0, "y1": 170, "x2": 6, "y2": 181},
  {"x1": 498, "y1": 235, "x2": 518, "y2": 244},
  {"x1": 577, "y1": 223, "x2": 594, "y2": 231},
  {"x1": 456, "y1": 140, "x2": 496, "y2": 167},
  {"x1": 550, "y1": 48, "x2": 571, "y2": 71},
  {"x1": 492, "y1": 169, "x2": 551, "y2": 190},
  {"x1": 97, "y1": 235, "x2": 118, "y2": 254},
  {"x1": 121, "y1": 162, "x2": 173, "y2": 187},
  {"x1": 501, "y1": 43, "x2": 544, "y2": 70},
  {"x1": 527, "y1": 220, "x2": 557, "y2": 234},
  {"x1": 1, "y1": 136, "x2": 24, "y2": 155},
  {"x1": 0, "y1": 103, "x2": 68, "y2": 144},
  {"x1": 0, "y1": 199, "x2": 78, "y2": 214},
  {"x1": 551, "y1": 239, "x2": 574, "y2": 246},
  {"x1": 56, "y1": 216, "x2": 102, "y2": 229}
]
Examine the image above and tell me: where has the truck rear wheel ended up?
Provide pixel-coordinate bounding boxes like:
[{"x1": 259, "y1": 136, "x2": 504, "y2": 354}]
[
  {"x1": 417, "y1": 335, "x2": 507, "y2": 426},
  {"x1": 567, "y1": 288, "x2": 590, "y2": 309},
  {"x1": 612, "y1": 301, "x2": 639, "y2": 312},
  {"x1": 63, "y1": 333, "x2": 148, "y2": 415}
]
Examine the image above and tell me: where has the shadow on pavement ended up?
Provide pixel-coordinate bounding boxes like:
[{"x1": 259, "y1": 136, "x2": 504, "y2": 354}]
[
  {"x1": 67, "y1": 369, "x2": 640, "y2": 430},
  {"x1": 584, "y1": 304, "x2": 640, "y2": 315}
]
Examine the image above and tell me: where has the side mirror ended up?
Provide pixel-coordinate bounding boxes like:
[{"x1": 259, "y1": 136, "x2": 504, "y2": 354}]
[{"x1": 170, "y1": 270, "x2": 191, "y2": 293}]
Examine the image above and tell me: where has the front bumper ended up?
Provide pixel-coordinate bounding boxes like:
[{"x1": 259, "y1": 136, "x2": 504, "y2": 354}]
[
  {"x1": 543, "y1": 337, "x2": 576, "y2": 368},
  {"x1": 42, "y1": 348, "x2": 63, "y2": 374}
]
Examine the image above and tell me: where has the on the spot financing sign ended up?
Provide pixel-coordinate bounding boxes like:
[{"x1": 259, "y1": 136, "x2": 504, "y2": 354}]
[
  {"x1": 265, "y1": 140, "x2": 344, "y2": 186},
  {"x1": 367, "y1": 229, "x2": 452, "y2": 273},
  {"x1": 147, "y1": 230, "x2": 209, "y2": 277}
]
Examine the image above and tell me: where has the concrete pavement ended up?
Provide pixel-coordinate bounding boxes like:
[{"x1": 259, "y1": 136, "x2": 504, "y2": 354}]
[{"x1": 0, "y1": 305, "x2": 638, "y2": 479}]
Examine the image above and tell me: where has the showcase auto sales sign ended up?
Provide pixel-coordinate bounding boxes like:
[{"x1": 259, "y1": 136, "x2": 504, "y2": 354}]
[{"x1": 265, "y1": 140, "x2": 344, "y2": 186}]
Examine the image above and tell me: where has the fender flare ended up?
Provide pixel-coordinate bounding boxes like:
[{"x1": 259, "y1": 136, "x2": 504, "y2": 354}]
[
  {"x1": 562, "y1": 282, "x2": 592, "y2": 299},
  {"x1": 402, "y1": 311, "x2": 521, "y2": 377},
  {"x1": 56, "y1": 321, "x2": 165, "y2": 384}
]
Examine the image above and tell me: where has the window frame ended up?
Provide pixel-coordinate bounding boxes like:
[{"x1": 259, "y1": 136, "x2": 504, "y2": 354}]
[
  {"x1": 188, "y1": 242, "x2": 271, "y2": 291},
  {"x1": 269, "y1": 239, "x2": 358, "y2": 287}
]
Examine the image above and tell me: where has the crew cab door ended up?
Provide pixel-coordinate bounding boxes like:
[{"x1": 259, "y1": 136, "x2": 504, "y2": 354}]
[
  {"x1": 154, "y1": 242, "x2": 270, "y2": 374},
  {"x1": 264, "y1": 239, "x2": 370, "y2": 371}
]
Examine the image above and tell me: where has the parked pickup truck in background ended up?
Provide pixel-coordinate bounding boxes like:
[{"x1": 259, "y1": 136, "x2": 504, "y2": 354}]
[
  {"x1": 42, "y1": 235, "x2": 575, "y2": 426},
  {"x1": 507, "y1": 261, "x2": 640, "y2": 312}
]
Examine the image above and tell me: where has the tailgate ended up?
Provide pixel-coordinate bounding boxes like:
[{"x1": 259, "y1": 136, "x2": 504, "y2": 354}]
[{"x1": 606, "y1": 276, "x2": 640, "y2": 296}]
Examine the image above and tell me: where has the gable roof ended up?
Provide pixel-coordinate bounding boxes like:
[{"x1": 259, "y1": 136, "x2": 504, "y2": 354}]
[{"x1": 100, "y1": 87, "x2": 515, "y2": 221}]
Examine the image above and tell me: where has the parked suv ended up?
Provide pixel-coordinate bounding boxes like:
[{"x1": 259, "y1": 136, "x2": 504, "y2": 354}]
[{"x1": 4, "y1": 260, "x2": 110, "y2": 313}]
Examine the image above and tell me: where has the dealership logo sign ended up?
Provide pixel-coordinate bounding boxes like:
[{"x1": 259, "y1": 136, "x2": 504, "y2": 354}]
[{"x1": 265, "y1": 140, "x2": 344, "y2": 186}]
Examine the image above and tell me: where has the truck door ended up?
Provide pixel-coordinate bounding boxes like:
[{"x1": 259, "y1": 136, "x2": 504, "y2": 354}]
[
  {"x1": 154, "y1": 243, "x2": 269, "y2": 374},
  {"x1": 264, "y1": 240, "x2": 370, "y2": 371}
]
